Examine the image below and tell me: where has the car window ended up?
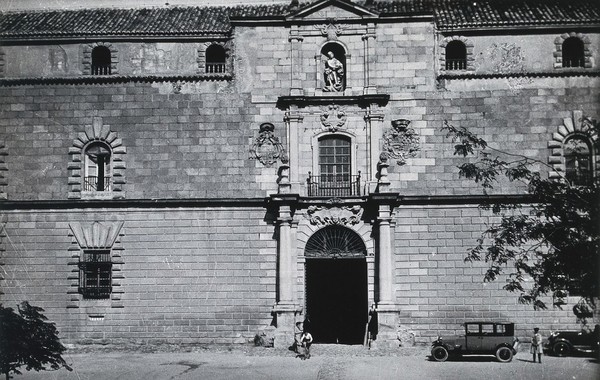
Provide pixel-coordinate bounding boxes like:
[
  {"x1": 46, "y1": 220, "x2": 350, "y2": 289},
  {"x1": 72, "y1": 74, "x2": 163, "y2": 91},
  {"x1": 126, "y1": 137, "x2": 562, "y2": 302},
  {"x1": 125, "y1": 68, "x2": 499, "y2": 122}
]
[
  {"x1": 466, "y1": 324, "x2": 480, "y2": 335},
  {"x1": 496, "y1": 324, "x2": 506, "y2": 335},
  {"x1": 482, "y1": 324, "x2": 494, "y2": 335}
]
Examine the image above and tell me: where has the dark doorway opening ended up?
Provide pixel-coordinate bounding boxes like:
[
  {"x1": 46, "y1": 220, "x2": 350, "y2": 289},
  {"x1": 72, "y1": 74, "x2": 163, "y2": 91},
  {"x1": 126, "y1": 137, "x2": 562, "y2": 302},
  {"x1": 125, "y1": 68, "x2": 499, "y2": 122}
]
[{"x1": 305, "y1": 258, "x2": 367, "y2": 344}]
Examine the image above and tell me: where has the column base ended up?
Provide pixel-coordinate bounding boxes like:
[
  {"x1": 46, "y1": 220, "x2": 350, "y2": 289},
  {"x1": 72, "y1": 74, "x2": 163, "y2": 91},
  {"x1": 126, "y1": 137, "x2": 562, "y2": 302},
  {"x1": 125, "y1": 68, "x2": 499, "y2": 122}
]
[
  {"x1": 272, "y1": 303, "x2": 301, "y2": 349},
  {"x1": 373, "y1": 303, "x2": 401, "y2": 349}
]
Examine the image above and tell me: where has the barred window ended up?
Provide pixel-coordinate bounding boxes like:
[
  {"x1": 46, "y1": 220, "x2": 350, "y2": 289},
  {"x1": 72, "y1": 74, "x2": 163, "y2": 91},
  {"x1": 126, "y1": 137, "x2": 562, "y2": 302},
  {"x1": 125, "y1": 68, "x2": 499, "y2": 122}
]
[
  {"x1": 79, "y1": 250, "x2": 112, "y2": 299},
  {"x1": 562, "y1": 37, "x2": 585, "y2": 68},
  {"x1": 205, "y1": 44, "x2": 226, "y2": 74},
  {"x1": 445, "y1": 41, "x2": 467, "y2": 70},
  {"x1": 84, "y1": 142, "x2": 112, "y2": 192},
  {"x1": 92, "y1": 46, "x2": 112, "y2": 75},
  {"x1": 564, "y1": 136, "x2": 593, "y2": 186}
]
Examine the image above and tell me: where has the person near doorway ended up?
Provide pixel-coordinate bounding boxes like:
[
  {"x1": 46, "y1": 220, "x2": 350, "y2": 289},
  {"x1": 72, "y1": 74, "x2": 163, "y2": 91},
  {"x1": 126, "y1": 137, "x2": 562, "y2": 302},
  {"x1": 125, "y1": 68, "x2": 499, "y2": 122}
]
[
  {"x1": 530, "y1": 327, "x2": 543, "y2": 363},
  {"x1": 292, "y1": 321, "x2": 304, "y2": 354},
  {"x1": 367, "y1": 304, "x2": 378, "y2": 349},
  {"x1": 299, "y1": 329, "x2": 313, "y2": 360}
]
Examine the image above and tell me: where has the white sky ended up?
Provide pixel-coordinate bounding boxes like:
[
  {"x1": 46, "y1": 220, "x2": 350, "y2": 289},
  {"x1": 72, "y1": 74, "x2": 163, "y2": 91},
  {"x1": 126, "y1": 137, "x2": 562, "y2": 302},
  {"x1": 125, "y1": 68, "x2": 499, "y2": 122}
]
[{"x1": 0, "y1": 0, "x2": 287, "y2": 11}]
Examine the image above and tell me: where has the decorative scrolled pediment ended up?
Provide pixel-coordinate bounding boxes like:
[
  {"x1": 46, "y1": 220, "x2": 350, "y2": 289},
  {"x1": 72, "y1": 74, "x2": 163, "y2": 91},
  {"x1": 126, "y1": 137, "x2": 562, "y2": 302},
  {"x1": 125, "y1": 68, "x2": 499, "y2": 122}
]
[{"x1": 306, "y1": 204, "x2": 363, "y2": 226}]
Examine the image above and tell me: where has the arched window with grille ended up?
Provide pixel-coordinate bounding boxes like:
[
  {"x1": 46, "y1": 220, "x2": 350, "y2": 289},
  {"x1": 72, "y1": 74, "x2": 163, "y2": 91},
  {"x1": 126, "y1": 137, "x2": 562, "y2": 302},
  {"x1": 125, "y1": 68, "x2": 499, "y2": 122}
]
[
  {"x1": 205, "y1": 44, "x2": 226, "y2": 74},
  {"x1": 562, "y1": 37, "x2": 585, "y2": 68},
  {"x1": 91, "y1": 46, "x2": 112, "y2": 75},
  {"x1": 445, "y1": 40, "x2": 467, "y2": 70},
  {"x1": 564, "y1": 135, "x2": 593, "y2": 186},
  {"x1": 84, "y1": 142, "x2": 112, "y2": 192}
]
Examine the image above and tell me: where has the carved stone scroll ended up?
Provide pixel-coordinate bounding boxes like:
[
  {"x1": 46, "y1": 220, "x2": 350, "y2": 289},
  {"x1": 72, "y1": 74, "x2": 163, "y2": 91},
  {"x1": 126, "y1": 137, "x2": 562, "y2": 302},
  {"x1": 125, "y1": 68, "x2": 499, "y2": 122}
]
[{"x1": 306, "y1": 205, "x2": 363, "y2": 226}]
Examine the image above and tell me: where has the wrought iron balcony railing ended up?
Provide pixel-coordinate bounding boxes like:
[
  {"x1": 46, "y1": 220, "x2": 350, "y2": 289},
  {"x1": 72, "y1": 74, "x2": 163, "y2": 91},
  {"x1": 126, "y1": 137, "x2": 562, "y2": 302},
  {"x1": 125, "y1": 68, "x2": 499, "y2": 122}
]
[
  {"x1": 307, "y1": 171, "x2": 361, "y2": 197},
  {"x1": 84, "y1": 176, "x2": 112, "y2": 192}
]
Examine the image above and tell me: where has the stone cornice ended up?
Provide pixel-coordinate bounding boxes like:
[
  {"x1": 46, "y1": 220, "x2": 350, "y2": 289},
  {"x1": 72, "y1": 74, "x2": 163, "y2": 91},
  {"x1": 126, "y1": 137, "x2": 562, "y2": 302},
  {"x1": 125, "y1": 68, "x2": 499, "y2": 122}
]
[
  {"x1": 0, "y1": 74, "x2": 232, "y2": 87},
  {"x1": 0, "y1": 194, "x2": 537, "y2": 211},
  {"x1": 277, "y1": 94, "x2": 390, "y2": 109},
  {"x1": 437, "y1": 70, "x2": 600, "y2": 81}
]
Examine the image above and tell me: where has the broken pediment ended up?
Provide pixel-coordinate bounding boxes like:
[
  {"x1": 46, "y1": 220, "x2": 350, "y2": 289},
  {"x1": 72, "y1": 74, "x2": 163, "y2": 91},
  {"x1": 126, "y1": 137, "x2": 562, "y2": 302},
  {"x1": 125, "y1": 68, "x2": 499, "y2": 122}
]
[{"x1": 288, "y1": 0, "x2": 378, "y2": 21}]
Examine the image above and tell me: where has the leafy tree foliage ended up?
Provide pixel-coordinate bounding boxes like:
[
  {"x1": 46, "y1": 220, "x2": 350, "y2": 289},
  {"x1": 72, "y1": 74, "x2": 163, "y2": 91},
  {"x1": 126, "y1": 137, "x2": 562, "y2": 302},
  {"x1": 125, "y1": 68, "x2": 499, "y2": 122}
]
[
  {"x1": 0, "y1": 302, "x2": 72, "y2": 380},
  {"x1": 443, "y1": 120, "x2": 599, "y2": 313}
]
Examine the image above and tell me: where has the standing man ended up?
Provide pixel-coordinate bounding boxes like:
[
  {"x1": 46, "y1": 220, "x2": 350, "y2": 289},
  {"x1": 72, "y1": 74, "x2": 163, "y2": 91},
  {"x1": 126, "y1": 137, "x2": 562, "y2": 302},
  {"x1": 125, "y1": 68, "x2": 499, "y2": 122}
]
[{"x1": 531, "y1": 327, "x2": 543, "y2": 363}]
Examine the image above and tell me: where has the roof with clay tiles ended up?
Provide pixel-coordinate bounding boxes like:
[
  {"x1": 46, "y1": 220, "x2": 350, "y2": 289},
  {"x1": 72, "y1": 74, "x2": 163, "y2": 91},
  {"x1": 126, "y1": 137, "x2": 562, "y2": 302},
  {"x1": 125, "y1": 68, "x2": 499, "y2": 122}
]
[{"x1": 0, "y1": 0, "x2": 598, "y2": 38}]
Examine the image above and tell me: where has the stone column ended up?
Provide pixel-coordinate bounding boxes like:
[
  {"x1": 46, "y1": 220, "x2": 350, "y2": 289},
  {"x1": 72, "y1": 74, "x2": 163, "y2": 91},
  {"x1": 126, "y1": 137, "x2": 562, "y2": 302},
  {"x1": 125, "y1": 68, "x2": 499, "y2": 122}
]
[
  {"x1": 369, "y1": 193, "x2": 400, "y2": 348},
  {"x1": 289, "y1": 27, "x2": 304, "y2": 96},
  {"x1": 271, "y1": 195, "x2": 300, "y2": 348}
]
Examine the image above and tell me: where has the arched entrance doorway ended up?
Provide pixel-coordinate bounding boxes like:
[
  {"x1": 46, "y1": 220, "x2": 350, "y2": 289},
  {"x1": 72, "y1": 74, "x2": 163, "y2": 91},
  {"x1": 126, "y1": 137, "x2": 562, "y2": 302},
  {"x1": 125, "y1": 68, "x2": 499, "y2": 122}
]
[{"x1": 304, "y1": 226, "x2": 368, "y2": 344}]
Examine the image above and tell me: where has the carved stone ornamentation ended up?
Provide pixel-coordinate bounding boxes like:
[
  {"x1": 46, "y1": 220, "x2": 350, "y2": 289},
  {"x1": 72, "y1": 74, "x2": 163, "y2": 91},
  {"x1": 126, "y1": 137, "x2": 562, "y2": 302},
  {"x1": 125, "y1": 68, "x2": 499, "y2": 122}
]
[
  {"x1": 382, "y1": 119, "x2": 420, "y2": 165},
  {"x1": 316, "y1": 22, "x2": 346, "y2": 41},
  {"x1": 320, "y1": 105, "x2": 347, "y2": 132},
  {"x1": 306, "y1": 204, "x2": 363, "y2": 226},
  {"x1": 249, "y1": 122, "x2": 285, "y2": 167}
]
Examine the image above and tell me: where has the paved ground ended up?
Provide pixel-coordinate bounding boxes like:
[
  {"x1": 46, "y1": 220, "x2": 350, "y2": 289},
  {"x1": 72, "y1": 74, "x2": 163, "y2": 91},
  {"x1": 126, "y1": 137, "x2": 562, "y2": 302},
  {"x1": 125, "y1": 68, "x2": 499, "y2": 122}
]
[{"x1": 11, "y1": 344, "x2": 600, "y2": 380}]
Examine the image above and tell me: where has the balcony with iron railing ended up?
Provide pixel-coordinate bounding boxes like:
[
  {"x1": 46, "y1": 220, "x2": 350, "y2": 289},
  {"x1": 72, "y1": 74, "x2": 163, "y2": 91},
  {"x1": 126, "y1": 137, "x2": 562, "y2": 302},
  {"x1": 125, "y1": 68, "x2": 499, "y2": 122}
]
[
  {"x1": 307, "y1": 171, "x2": 361, "y2": 197},
  {"x1": 84, "y1": 176, "x2": 112, "y2": 192}
]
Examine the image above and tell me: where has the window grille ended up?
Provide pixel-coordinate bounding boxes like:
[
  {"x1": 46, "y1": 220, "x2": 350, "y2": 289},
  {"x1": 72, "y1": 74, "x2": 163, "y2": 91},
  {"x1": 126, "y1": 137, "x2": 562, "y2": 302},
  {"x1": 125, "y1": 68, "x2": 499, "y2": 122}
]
[
  {"x1": 562, "y1": 37, "x2": 585, "y2": 68},
  {"x1": 79, "y1": 250, "x2": 112, "y2": 299},
  {"x1": 91, "y1": 46, "x2": 112, "y2": 75},
  {"x1": 445, "y1": 41, "x2": 467, "y2": 70},
  {"x1": 205, "y1": 44, "x2": 226, "y2": 74},
  {"x1": 564, "y1": 136, "x2": 593, "y2": 186},
  {"x1": 308, "y1": 136, "x2": 360, "y2": 196}
]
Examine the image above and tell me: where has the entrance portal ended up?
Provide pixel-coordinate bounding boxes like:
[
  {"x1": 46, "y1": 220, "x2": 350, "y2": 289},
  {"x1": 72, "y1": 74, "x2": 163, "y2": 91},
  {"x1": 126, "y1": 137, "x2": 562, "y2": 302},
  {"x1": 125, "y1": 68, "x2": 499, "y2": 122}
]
[{"x1": 304, "y1": 226, "x2": 368, "y2": 344}]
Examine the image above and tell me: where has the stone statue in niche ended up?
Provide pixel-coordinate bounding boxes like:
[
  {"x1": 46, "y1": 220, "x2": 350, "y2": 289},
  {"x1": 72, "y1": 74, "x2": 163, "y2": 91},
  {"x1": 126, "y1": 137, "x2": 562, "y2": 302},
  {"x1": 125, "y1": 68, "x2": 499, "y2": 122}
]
[{"x1": 323, "y1": 51, "x2": 344, "y2": 92}]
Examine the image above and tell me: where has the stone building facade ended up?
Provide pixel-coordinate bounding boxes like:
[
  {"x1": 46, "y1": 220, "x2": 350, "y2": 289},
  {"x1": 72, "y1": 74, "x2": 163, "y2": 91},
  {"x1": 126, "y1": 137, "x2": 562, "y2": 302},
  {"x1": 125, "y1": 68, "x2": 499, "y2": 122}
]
[{"x1": 0, "y1": 0, "x2": 599, "y2": 347}]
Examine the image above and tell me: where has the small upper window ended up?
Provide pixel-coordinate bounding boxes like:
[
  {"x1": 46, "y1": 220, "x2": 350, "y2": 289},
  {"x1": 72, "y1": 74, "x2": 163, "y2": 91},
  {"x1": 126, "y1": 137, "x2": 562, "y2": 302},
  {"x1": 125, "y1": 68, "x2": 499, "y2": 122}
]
[
  {"x1": 205, "y1": 44, "x2": 226, "y2": 74},
  {"x1": 564, "y1": 136, "x2": 593, "y2": 186},
  {"x1": 562, "y1": 37, "x2": 585, "y2": 68},
  {"x1": 445, "y1": 41, "x2": 467, "y2": 70},
  {"x1": 91, "y1": 46, "x2": 112, "y2": 75},
  {"x1": 84, "y1": 142, "x2": 112, "y2": 192},
  {"x1": 79, "y1": 250, "x2": 112, "y2": 299}
]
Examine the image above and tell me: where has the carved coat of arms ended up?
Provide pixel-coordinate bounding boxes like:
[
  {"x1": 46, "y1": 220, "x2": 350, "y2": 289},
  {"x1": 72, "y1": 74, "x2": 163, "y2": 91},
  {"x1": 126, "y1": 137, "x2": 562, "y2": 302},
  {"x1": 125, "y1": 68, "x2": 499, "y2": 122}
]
[
  {"x1": 320, "y1": 105, "x2": 347, "y2": 132},
  {"x1": 249, "y1": 123, "x2": 285, "y2": 167},
  {"x1": 382, "y1": 119, "x2": 420, "y2": 165}
]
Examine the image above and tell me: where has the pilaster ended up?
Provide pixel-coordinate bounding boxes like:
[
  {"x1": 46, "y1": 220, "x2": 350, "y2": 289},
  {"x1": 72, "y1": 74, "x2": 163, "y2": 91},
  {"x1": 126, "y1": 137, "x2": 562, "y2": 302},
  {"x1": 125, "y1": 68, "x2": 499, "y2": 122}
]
[
  {"x1": 364, "y1": 107, "x2": 385, "y2": 191},
  {"x1": 362, "y1": 23, "x2": 377, "y2": 95},
  {"x1": 284, "y1": 110, "x2": 304, "y2": 192},
  {"x1": 289, "y1": 26, "x2": 304, "y2": 96}
]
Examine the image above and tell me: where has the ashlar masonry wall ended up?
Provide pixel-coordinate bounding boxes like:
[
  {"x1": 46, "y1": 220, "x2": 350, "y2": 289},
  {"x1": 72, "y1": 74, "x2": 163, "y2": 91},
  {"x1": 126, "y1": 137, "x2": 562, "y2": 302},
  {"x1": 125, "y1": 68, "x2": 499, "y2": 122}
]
[{"x1": 1, "y1": 206, "x2": 277, "y2": 345}]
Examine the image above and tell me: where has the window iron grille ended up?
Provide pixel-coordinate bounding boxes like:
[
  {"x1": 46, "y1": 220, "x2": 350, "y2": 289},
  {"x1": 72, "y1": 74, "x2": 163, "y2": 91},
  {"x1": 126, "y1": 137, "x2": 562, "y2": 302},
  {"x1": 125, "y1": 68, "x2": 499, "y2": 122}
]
[
  {"x1": 83, "y1": 176, "x2": 112, "y2": 192},
  {"x1": 206, "y1": 62, "x2": 226, "y2": 73},
  {"x1": 307, "y1": 171, "x2": 361, "y2": 197},
  {"x1": 79, "y1": 250, "x2": 112, "y2": 299}
]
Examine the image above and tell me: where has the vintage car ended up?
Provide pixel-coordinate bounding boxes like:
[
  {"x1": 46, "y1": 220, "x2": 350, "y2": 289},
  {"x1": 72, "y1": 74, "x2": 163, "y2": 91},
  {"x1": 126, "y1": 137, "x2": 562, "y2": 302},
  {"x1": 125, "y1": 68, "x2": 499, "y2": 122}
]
[
  {"x1": 431, "y1": 321, "x2": 519, "y2": 363},
  {"x1": 545, "y1": 327, "x2": 600, "y2": 357}
]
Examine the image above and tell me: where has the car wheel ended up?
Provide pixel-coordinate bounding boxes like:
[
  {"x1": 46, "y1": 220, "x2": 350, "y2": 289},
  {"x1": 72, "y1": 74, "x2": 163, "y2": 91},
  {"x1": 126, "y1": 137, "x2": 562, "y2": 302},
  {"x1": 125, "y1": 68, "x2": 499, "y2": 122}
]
[
  {"x1": 553, "y1": 341, "x2": 570, "y2": 357},
  {"x1": 431, "y1": 346, "x2": 449, "y2": 362},
  {"x1": 495, "y1": 346, "x2": 513, "y2": 363}
]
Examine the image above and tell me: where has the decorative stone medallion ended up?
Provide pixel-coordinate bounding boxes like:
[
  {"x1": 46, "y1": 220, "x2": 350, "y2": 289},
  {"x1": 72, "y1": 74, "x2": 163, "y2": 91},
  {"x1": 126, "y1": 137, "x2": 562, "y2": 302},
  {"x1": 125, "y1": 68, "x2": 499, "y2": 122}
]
[
  {"x1": 320, "y1": 105, "x2": 347, "y2": 132},
  {"x1": 316, "y1": 22, "x2": 346, "y2": 41},
  {"x1": 249, "y1": 122, "x2": 285, "y2": 167},
  {"x1": 306, "y1": 204, "x2": 363, "y2": 226},
  {"x1": 382, "y1": 119, "x2": 420, "y2": 165}
]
